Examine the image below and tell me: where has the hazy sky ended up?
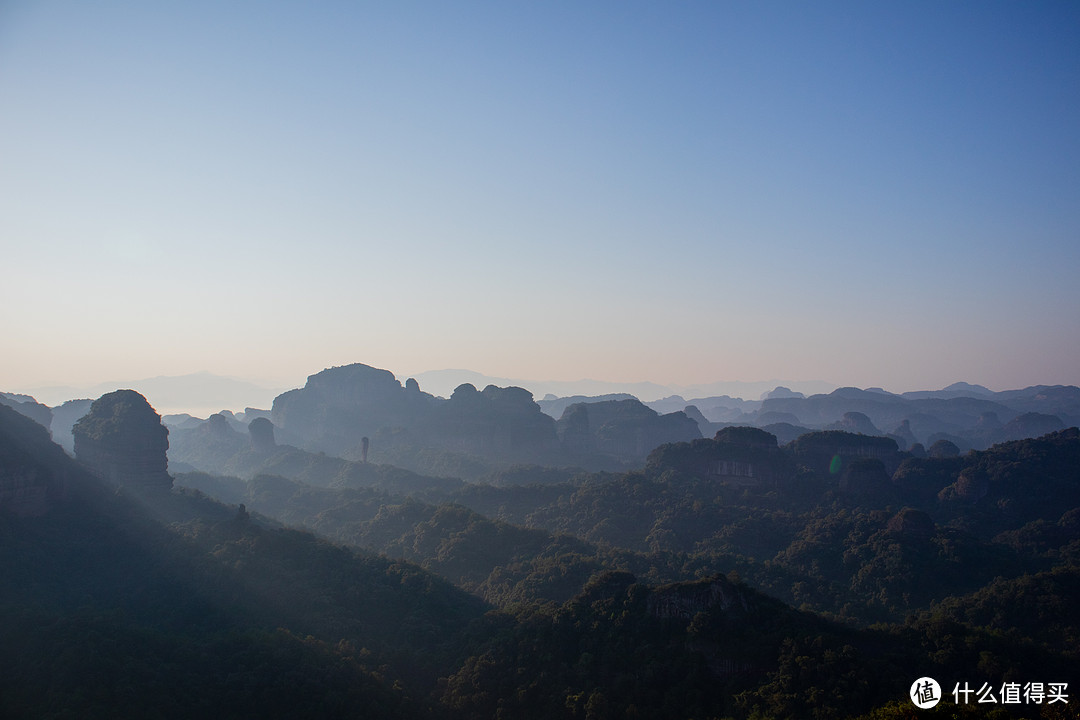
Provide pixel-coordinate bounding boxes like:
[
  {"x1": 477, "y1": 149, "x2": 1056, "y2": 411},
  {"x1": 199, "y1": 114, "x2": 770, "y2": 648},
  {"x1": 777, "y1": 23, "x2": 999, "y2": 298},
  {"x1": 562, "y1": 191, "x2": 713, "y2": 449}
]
[{"x1": 3, "y1": 1, "x2": 1078, "y2": 397}]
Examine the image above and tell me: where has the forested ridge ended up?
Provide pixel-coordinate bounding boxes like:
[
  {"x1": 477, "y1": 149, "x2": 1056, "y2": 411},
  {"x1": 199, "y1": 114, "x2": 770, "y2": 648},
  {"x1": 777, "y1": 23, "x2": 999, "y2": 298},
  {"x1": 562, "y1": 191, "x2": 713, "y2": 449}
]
[{"x1": 2, "y1": 399, "x2": 1078, "y2": 718}]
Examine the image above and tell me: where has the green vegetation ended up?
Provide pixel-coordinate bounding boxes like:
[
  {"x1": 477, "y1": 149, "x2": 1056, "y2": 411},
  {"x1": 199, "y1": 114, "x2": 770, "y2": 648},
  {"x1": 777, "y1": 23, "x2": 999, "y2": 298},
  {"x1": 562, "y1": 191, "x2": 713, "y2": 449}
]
[{"x1": 4, "y1": 396, "x2": 1079, "y2": 718}]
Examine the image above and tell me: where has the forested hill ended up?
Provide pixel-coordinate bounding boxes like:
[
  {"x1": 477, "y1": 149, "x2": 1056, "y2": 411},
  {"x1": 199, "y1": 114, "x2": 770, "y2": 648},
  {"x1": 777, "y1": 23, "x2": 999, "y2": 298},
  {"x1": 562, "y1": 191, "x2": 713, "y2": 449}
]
[
  {"x1": 4, "y1": 398, "x2": 1079, "y2": 718},
  {"x1": 0, "y1": 403, "x2": 483, "y2": 718}
]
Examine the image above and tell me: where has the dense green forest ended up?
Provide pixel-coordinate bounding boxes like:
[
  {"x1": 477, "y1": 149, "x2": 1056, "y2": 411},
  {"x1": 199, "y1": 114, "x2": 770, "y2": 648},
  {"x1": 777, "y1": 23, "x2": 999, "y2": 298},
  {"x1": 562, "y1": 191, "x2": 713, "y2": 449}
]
[{"x1": 2, "y1": 397, "x2": 1078, "y2": 718}]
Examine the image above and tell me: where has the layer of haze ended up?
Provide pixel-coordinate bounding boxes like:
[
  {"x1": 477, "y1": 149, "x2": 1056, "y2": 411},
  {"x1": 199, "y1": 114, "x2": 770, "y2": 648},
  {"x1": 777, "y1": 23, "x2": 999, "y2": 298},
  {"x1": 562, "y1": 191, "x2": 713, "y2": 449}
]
[{"x1": 3, "y1": 1, "x2": 1078, "y2": 399}]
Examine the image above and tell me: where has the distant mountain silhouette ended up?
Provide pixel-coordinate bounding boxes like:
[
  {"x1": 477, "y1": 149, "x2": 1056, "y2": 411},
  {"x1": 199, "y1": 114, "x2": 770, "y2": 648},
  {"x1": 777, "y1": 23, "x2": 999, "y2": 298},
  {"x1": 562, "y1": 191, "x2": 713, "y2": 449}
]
[
  {"x1": 408, "y1": 369, "x2": 674, "y2": 402},
  {"x1": 0, "y1": 392, "x2": 52, "y2": 431},
  {"x1": 20, "y1": 371, "x2": 286, "y2": 417},
  {"x1": 902, "y1": 381, "x2": 996, "y2": 399},
  {"x1": 537, "y1": 393, "x2": 638, "y2": 418},
  {"x1": 555, "y1": 398, "x2": 701, "y2": 466}
]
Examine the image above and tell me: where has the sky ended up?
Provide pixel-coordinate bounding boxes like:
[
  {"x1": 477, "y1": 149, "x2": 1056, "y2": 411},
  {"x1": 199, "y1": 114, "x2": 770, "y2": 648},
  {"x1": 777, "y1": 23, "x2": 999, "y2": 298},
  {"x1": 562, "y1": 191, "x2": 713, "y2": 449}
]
[{"x1": 2, "y1": 0, "x2": 1079, "y2": 403}]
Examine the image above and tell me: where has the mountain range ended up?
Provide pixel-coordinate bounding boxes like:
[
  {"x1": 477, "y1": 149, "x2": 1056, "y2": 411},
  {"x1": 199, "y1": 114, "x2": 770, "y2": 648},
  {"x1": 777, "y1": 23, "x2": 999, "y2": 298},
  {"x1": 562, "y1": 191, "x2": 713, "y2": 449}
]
[{"x1": 2, "y1": 371, "x2": 1078, "y2": 718}]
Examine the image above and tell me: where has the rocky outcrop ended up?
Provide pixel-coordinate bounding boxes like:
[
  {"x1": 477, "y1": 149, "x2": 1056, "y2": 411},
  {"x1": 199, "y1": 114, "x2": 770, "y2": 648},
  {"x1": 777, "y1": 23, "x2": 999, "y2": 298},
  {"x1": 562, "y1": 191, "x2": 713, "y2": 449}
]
[
  {"x1": 248, "y1": 417, "x2": 276, "y2": 452},
  {"x1": 270, "y1": 363, "x2": 439, "y2": 455},
  {"x1": 646, "y1": 427, "x2": 794, "y2": 488},
  {"x1": 556, "y1": 399, "x2": 700, "y2": 464},
  {"x1": 887, "y1": 419, "x2": 918, "y2": 451},
  {"x1": 829, "y1": 411, "x2": 882, "y2": 436},
  {"x1": 73, "y1": 390, "x2": 172, "y2": 493},
  {"x1": 928, "y1": 438, "x2": 961, "y2": 458},
  {"x1": 788, "y1": 430, "x2": 902, "y2": 476},
  {"x1": 416, "y1": 384, "x2": 558, "y2": 460},
  {"x1": 714, "y1": 426, "x2": 777, "y2": 450}
]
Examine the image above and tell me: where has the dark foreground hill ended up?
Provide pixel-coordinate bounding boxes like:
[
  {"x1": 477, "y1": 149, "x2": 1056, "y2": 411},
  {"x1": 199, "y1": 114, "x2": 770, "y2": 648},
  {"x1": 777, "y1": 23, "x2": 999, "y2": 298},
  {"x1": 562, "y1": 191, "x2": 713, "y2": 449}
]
[{"x1": 0, "y1": 403, "x2": 483, "y2": 718}]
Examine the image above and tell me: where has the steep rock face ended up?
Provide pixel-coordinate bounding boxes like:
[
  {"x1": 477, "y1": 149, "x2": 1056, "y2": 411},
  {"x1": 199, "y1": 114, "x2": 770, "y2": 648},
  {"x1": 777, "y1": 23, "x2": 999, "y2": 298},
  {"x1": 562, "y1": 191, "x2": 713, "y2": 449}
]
[
  {"x1": 270, "y1": 363, "x2": 438, "y2": 455},
  {"x1": 646, "y1": 427, "x2": 794, "y2": 488},
  {"x1": 0, "y1": 404, "x2": 70, "y2": 515},
  {"x1": 714, "y1": 426, "x2": 777, "y2": 450},
  {"x1": 557, "y1": 399, "x2": 700, "y2": 463},
  {"x1": 829, "y1": 411, "x2": 883, "y2": 436},
  {"x1": 682, "y1": 404, "x2": 719, "y2": 436},
  {"x1": 888, "y1": 419, "x2": 919, "y2": 451},
  {"x1": 248, "y1": 417, "x2": 276, "y2": 452},
  {"x1": 73, "y1": 390, "x2": 172, "y2": 493},
  {"x1": 788, "y1": 430, "x2": 902, "y2": 477},
  {"x1": 558, "y1": 404, "x2": 594, "y2": 454},
  {"x1": 416, "y1": 384, "x2": 558, "y2": 460}
]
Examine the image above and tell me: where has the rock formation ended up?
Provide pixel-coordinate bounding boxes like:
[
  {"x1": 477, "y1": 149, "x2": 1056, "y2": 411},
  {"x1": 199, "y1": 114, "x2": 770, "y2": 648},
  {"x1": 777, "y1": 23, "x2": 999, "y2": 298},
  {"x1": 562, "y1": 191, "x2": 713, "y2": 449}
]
[
  {"x1": 417, "y1": 384, "x2": 558, "y2": 460},
  {"x1": 270, "y1": 363, "x2": 438, "y2": 454},
  {"x1": 927, "y1": 438, "x2": 961, "y2": 458},
  {"x1": 887, "y1": 419, "x2": 918, "y2": 451},
  {"x1": 646, "y1": 427, "x2": 794, "y2": 488},
  {"x1": 73, "y1": 390, "x2": 172, "y2": 493},
  {"x1": 556, "y1": 398, "x2": 700, "y2": 463},
  {"x1": 788, "y1": 430, "x2": 902, "y2": 477},
  {"x1": 829, "y1": 411, "x2": 883, "y2": 436},
  {"x1": 248, "y1": 417, "x2": 276, "y2": 452}
]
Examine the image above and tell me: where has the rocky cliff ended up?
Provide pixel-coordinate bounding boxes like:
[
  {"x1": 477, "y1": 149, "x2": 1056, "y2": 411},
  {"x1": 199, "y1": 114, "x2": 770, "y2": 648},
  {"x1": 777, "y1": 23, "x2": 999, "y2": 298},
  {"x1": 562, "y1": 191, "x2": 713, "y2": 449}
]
[
  {"x1": 73, "y1": 390, "x2": 172, "y2": 493},
  {"x1": 646, "y1": 427, "x2": 794, "y2": 488},
  {"x1": 270, "y1": 363, "x2": 439, "y2": 455},
  {"x1": 557, "y1": 398, "x2": 700, "y2": 464},
  {"x1": 788, "y1": 430, "x2": 903, "y2": 477},
  {"x1": 414, "y1": 383, "x2": 558, "y2": 460}
]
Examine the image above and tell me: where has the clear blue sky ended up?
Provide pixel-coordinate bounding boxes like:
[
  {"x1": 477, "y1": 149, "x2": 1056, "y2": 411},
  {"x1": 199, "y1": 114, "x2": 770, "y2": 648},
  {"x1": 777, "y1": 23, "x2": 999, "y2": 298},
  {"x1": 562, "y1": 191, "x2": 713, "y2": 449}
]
[{"x1": 2, "y1": 0, "x2": 1078, "y2": 396}]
